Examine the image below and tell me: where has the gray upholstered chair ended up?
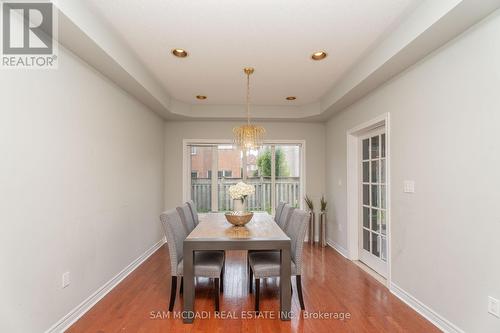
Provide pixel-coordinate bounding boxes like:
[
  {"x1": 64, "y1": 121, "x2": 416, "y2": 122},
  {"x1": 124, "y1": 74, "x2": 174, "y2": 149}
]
[
  {"x1": 277, "y1": 204, "x2": 295, "y2": 230},
  {"x1": 274, "y1": 201, "x2": 286, "y2": 223},
  {"x1": 179, "y1": 201, "x2": 226, "y2": 290},
  {"x1": 160, "y1": 209, "x2": 224, "y2": 311},
  {"x1": 248, "y1": 208, "x2": 309, "y2": 311},
  {"x1": 177, "y1": 203, "x2": 196, "y2": 233},
  {"x1": 186, "y1": 200, "x2": 199, "y2": 226}
]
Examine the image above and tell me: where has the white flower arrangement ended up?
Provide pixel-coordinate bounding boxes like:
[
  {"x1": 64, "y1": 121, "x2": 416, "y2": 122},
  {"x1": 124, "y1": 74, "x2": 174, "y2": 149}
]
[{"x1": 228, "y1": 182, "x2": 255, "y2": 201}]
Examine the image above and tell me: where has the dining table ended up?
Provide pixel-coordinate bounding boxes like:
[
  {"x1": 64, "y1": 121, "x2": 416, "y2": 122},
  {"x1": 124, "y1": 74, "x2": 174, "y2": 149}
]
[{"x1": 182, "y1": 212, "x2": 292, "y2": 323}]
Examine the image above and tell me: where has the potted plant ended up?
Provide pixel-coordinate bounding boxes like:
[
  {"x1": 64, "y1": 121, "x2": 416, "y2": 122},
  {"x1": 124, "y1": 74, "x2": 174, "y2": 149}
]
[
  {"x1": 304, "y1": 195, "x2": 315, "y2": 244},
  {"x1": 319, "y1": 196, "x2": 327, "y2": 247},
  {"x1": 228, "y1": 182, "x2": 255, "y2": 212}
]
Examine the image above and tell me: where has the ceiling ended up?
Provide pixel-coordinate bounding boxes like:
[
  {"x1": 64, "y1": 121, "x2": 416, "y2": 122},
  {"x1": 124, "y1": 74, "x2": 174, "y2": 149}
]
[{"x1": 85, "y1": 0, "x2": 421, "y2": 107}]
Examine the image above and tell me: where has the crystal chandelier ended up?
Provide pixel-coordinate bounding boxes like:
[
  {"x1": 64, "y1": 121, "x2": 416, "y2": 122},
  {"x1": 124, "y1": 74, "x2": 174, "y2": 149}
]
[{"x1": 233, "y1": 67, "x2": 265, "y2": 150}]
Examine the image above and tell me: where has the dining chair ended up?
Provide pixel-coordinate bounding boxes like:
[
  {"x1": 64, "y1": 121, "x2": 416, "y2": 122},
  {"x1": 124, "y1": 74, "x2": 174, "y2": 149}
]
[
  {"x1": 177, "y1": 203, "x2": 196, "y2": 233},
  {"x1": 247, "y1": 203, "x2": 293, "y2": 272},
  {"x1": 186, "y1": 200, "x2": 199, "y2": 226},
  {"x1": 274, "y1": 201, "x2": 286, "y2": 223},
  {"x1": 277, "y1": 204, "x2": 295, "y2": 230},
  {"x1": 179, "y1": 201, "x2": 226, "y2": 292},
  {"x1": 248, "y1": 208, "x2": 309, "y2": 311},
  {"x1": 160, "y1": 209, "x2": 225, "y2": 311}
]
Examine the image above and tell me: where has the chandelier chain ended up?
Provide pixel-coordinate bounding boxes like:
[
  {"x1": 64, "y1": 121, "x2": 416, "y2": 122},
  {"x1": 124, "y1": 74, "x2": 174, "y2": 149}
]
[{"x1": 246, "y1": 71, "x2": 250, "y2": 125}]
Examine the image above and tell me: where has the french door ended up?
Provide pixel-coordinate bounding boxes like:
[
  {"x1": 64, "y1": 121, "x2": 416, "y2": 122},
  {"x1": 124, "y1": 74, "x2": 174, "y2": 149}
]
[
  {"x1": 359, "y1": 128, "x2": 388, "y2": 277},
  {"x1": 186, "y1": 142, "x2": 303, "y2": 214}
]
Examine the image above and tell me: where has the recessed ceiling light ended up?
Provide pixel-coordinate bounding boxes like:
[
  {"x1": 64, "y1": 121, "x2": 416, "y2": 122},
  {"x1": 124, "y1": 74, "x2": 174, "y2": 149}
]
[
  {"x1": 172, "y1": 48, "x2": 188, "y2": 58},
  {"x1": 196, "y1": 95, "x2": 207, "y2": 100},
  {"x1": 311, "y1": 51, "x2": 327, "y2": 61},
  {"x1": 286, "y1": 96, "x2": 296, "y2": 101}
]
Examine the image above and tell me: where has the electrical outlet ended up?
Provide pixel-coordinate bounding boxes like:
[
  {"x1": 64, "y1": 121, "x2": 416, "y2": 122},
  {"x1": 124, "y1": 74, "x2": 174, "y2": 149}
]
[
  {"x1": 488, "y1": 296, "x2": 500, "y2": 318},
  {"x1": 403, "y1": 180, "x2": 415, "y2": 193},
  {"x1": 338, "y1": 179, "x2": 342, "y2": 186},
  {"x1": 62, "y1": 272, "x2": 70, "y2": 288}
]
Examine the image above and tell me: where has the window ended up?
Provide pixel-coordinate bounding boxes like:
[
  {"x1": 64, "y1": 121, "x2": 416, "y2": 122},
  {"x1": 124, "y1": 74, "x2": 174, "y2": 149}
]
[
  {"x1": 217, "y1": 170, "x2": 233, "y2": 178},
  {"x1": 186, "y1": 141, "x2": 303, "y2": 213},
  {"x1": 359, "y1": 129, "x2": 387, "y2": 277},
  {"x1": 275, "y1": 145, "x2": 300, "y2": 208},
  {"x1": 190, "y1": 147, "x2": 197, "y2": 155},
  {"x1": 191, "y1": 171, "x2": 198, "y2": 179}
]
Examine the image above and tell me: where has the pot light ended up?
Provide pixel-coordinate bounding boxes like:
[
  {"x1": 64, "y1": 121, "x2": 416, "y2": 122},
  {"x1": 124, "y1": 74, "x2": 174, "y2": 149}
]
[
  {"x1": 286, "y1": 96, "x2": 296, "y2": 101},
  {"x1": 311, "y1": 51, "x2": 327, "y2": 61},
  {"x1": 196, "y1": 95, "x2": 207, "y2": 100},
  {"x1": 172, "y1": 48, "x2": 188, "y2": 58}
]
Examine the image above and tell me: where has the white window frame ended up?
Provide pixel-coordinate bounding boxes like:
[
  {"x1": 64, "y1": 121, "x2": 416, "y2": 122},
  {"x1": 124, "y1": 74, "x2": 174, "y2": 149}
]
[{"x1": 182, "y1": 139, "x2": 306, "y2": 213}]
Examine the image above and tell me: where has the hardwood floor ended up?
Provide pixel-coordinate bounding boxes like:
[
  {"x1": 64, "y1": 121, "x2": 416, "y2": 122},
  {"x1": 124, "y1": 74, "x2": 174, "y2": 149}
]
[{"x1": 67, "y1": 244, "x2": 440, "y2": 332}]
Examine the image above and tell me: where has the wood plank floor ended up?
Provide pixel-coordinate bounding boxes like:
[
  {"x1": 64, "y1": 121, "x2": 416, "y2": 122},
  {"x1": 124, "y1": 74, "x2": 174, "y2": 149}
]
[{"x1": 67, "y1": 244, "x2": 440, "y2": 333}]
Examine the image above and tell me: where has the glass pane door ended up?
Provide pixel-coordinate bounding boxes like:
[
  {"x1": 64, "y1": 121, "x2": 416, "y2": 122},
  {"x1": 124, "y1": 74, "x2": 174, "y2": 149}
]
[
  {"x1": 275, "y1": 145, "x2": 301, "y2": 210},
  {"x1": 189, "y1": 145, "x2": 213, "y2": 212},
  {"x1": 360, "y1": 129, "x2": 388, "y2": 277},
  {"x1": 187, "y1": 142, "x2": 303, "y2": 214},
  {"x1": 245, "y1": 146, "x2": 272, "y2": 212},
  {"x1": 217, "y1": 145, "x2": 243, "y2": 211}
]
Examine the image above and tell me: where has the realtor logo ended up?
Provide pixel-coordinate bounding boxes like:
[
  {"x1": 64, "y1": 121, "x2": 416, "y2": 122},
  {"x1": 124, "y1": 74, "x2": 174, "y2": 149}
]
[{"x1": 1, "y1": 1, "x2": 58, "y2": 68}]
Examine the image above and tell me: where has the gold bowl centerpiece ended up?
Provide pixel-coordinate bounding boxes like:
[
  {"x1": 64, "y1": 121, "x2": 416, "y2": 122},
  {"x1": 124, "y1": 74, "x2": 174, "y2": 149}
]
[{"x1": 224, "y1": 211, "x2": 254, "y2": 227}]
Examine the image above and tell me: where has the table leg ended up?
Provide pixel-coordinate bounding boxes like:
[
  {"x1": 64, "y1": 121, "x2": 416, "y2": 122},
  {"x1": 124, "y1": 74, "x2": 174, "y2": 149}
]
[
  {"x1": 183, "y1": 243, "x2": 195, "y2": 323},
  {"x1": 280, "y1": 245, "x2": 292, "y2": 320}
]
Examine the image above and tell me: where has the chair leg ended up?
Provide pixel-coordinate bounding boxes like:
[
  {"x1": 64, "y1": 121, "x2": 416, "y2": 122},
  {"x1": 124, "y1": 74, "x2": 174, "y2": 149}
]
[
  {"x1": 220, "y1": 263, "x2": 224, "y2": 293},
  {"x1": 168, "y1": 276, "x2": 177, "y2": 312},
  {"x1": 255, "y1": 278, "x2": 260, "y2": 312},
  {"x1": 296, "y1": 275, "x2": 305, "y2": 310},
  {"x1": 249, "y1": 267, "x2": 253, "y2": 293},
  {"x1": 214, "y1": 277, "x2": 220, "y2": 312},
  {"x1": 179, "y1": 276, "x2": 183, "y2": 295}
]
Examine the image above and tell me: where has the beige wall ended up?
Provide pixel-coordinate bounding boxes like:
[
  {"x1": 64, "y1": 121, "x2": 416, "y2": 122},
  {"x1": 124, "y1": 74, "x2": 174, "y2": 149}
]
[
  {"x1": 164, "y1": 121, "x2": 325, "y2": 226},
  {"x1": 325, "y1": 11, "x2": 500, "y2": 332},
  {"x1": 0, "y1": 46, "x2": 165, "y2": 333}
]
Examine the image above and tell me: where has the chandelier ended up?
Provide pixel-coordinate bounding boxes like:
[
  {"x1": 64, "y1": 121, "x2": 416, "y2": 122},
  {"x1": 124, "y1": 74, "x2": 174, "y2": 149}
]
[{"x1": 233, "y1": 67, "x2": 266, "y2": 150}]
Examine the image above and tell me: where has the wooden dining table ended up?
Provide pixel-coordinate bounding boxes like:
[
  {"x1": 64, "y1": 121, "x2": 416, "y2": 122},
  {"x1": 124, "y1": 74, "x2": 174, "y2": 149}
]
[{"x1": 182, "y1": 212, "x2": 292, "y2": 323}]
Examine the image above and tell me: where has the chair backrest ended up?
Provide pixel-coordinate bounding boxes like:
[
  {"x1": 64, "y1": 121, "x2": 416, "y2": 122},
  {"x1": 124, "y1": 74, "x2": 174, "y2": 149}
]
[
  {"x1": 177, "y1": 203, "x2": 195, "y2": 233},
  {"x1": 159, "y1": 209, "x2": 188, "y2": 276},
  {"x1": 278, "y1": 204, "x2": 295, "y2": 230},
  {"x1": 284, "y1": 208, "x2": 310, "y2": 273},
  {"x1": 274, "y1": 201, "x2": 286, "y2": 223},
  {"x1": 186, "y1": 200, "x2": 199, "y2": 226}
]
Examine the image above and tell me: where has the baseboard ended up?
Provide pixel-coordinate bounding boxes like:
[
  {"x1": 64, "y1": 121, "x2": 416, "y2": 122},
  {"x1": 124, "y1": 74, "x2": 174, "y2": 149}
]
[
  {"x1": 45, "y1": 238, "x2": 166, "y2": 333},
  {"x1": 326, "y1": 238, "x2": 350, "y2": 259},
  {"x1": 389, "y1": 282, "x2": 464, "y2": 333}
]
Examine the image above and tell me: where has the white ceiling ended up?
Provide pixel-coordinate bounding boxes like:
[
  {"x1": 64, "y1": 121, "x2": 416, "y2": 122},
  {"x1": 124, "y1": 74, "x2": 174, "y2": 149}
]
[{"x1": 85, "y1": 0, "x2": 421, "y2": 107}]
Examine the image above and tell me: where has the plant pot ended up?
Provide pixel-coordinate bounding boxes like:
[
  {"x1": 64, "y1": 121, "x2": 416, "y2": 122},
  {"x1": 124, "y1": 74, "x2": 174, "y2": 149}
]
[
  {"x1": 319, "y1": 212, "x2": 327, "y2": 247},
  {"x1": 308, "y1": 212, "x2": 315, "y2": 244}
]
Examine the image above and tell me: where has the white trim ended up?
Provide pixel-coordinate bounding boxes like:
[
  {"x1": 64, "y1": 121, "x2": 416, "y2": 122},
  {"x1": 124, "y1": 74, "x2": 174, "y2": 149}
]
[
  {"x1": 45, "y1": 239, "x2": 166, "y2": 333},
  {"x1": 346, "y1": 113, "x2": 392, "y2": 285},
  {"x1": 328, "y1": 238, "x2": 462, "y2": 333},
  {"x1": 182, "y1": 139, "x2": 307, "y2": 211},
  {"x1": 389, "y1": 282, "x2": 465, "y2": 333},
  {"x1": 326, "y1": 238, "x2": 349, "y2": 259}
]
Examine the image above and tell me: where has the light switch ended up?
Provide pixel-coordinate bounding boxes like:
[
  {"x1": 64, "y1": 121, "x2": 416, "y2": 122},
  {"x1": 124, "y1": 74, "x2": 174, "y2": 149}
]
[
  {"x1": 488, "y1": 296, "x2": 500, "y2": 318},
  {"x1": 62, "y1": 272, "x2": 70, "y2": 288},
  {"x1": 403, "y1": 180, "x2": 415, "y2": 193}
]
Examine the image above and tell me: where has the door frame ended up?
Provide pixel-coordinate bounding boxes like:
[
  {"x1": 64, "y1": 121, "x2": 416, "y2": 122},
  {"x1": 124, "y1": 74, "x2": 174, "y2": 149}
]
[
  {"x1": 182, "y1": 139, "x2": 306, "y2": 213},
  {"x1": 346, "y1": 113, "x2": 391, "y2": 285}
]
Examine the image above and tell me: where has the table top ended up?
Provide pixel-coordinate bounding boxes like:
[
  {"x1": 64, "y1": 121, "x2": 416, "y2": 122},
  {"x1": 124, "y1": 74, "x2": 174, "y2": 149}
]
[{"x1": 186, "y1": 212, "x2": 289, "y2": 241}]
